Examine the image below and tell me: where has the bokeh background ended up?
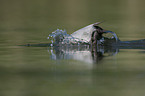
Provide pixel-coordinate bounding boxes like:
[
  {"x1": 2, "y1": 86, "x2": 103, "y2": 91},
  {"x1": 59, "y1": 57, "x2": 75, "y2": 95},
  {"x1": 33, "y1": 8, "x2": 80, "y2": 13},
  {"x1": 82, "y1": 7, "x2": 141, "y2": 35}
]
[
  {"x1": 1, "y1": 0, "x2": 145, "y2": 45},
  {"x1": 1, "y1": 0, "x2": 145, "y2": 96}
]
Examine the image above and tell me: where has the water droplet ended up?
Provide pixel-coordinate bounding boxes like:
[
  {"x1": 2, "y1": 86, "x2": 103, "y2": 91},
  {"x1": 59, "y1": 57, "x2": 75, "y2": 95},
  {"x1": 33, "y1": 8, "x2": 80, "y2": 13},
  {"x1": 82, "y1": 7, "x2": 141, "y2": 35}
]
[{"x1": 50, "y1": 44, "x2": 53, "y2": 47}]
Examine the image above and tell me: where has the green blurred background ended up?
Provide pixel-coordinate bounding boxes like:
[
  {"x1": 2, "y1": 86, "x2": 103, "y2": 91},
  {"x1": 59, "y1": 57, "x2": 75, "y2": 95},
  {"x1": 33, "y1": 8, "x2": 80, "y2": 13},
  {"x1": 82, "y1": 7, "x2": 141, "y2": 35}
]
[
  {"x1": 1, "y1": 0, "x2": 145, "y2": 96},
  {"x1": 1, "y1": 0, "x2": 145, "y2": 44}
]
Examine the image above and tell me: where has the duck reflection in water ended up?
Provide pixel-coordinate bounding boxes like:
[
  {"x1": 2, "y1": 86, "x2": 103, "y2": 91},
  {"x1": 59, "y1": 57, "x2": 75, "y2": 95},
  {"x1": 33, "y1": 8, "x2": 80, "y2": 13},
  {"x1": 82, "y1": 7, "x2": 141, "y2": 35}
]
[{"x1": 49, "y1": 44, "x2": 119, "y2": 64}]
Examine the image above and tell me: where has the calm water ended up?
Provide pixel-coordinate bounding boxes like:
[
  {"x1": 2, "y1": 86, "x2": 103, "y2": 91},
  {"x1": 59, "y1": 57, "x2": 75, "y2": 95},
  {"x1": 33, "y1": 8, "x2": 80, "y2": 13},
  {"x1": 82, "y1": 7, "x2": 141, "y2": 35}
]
[{"x1": 1, "y1": 0, "x2": 145, "y2": 96}]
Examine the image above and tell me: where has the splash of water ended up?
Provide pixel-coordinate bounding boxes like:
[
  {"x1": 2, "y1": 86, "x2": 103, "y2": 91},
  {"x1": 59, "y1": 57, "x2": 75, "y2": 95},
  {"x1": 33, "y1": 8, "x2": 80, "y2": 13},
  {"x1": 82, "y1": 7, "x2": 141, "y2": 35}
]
[
  {"x1": 48, "y1": 29, "x2": 89, "y2": 46},
  {"x1": 103, "y1": 31, "x2": 119, "y2": 42}
]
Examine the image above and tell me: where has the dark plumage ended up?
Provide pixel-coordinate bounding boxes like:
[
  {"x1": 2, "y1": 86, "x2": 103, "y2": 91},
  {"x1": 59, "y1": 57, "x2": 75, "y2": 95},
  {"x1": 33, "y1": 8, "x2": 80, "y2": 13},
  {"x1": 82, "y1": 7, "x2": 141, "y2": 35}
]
[{"x1": 91, "y1": 24, "x2": 105, "y2": 46}]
